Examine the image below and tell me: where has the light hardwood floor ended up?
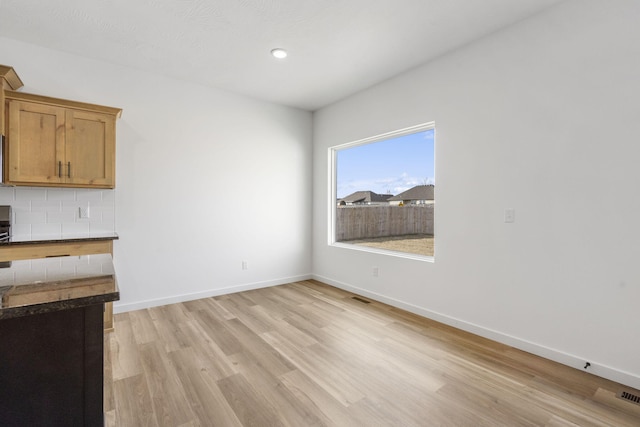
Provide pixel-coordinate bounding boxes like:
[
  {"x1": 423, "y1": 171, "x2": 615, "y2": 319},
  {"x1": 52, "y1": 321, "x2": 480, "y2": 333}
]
[{"x1": 105, "y1": 280, "x2": 640, "y2": 426}]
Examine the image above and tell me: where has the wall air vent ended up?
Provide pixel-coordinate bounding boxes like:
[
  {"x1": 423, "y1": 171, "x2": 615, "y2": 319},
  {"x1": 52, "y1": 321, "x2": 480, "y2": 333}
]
[
  {"x1": 617, "y1": 390, "x2": 640, "y2": 406},
  {"x1": 351, "y1": 296, "x2": 371, "y2": 304}
]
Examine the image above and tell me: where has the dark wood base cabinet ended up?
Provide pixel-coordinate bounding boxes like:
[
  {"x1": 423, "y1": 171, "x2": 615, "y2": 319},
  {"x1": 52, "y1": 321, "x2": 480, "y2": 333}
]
[{"x1": 0, "y1": 304, "x2": 105, "y2": 426}]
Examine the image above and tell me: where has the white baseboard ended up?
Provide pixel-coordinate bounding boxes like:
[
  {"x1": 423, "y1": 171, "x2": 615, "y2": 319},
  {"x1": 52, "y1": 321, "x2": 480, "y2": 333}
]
[
  {"x1": 113, "y1": 274, "x2": 312, "y2": 314},
  {"x1": 312, "y1": 274, "x2": 640, "y2": 391}
]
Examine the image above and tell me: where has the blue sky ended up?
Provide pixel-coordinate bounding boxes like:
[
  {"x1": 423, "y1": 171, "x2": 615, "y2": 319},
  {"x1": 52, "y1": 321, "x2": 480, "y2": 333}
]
[{"x1": 336, "y1": 129, "x2": 435, "y2": 198}]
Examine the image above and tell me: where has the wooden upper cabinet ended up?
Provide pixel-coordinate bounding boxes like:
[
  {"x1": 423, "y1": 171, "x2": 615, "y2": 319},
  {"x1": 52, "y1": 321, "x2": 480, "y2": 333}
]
[
  {"x1": 4, "y1": 91, "x2": 121, "y2": 189},
  {"x1": 65, "y1": 109, "x2": 116, "y2": 186},
  {"x1": 7, "y1": 100, "x2": 66, "y2": 185}
]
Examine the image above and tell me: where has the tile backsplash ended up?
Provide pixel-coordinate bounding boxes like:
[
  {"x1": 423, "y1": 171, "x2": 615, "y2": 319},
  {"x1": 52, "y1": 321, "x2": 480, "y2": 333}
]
[{"x1": 0, "y1": 187, "x2": 115, "y2": 236}]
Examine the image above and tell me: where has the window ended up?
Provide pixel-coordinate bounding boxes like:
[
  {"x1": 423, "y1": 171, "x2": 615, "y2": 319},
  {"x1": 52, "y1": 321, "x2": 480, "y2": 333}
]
[{"x1": 330, "y1": 123, "x2": 435, "y2": 258}]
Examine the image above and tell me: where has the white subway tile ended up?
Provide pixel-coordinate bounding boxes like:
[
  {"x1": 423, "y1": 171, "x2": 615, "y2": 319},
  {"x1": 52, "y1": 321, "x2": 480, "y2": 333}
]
[
  {"x1": 0, "y1": 187, "x2": 16, "y2": 203},
  {"x1": 76, "y1": 189, "x2": 104, "y2": 202},
  {"x1": 46, "y1": 264, "x2": 76, "y2": 279},
  {"x1": 14, "y1": 264, "x2": 47, "y2": 283},
  {"x1": 15, "y1": 211, "x2": 46, "y2": 224},
  {"x1": 89, "y1": 198, "x2": 115, "y2": 209},
  {"x1": 31, "y1": 223, "x2": 62, "y2": 235},
  {"x1": 76, "y1": 263, "x2": 105, "y2": 276},
  {"x1": 62, "y1": 200, "x2": 82, "y2": 211},
  {"x1": 62, "y1": 256, "x2": 89, "y2": 267},
  {"x1": 62, "y1": 222, "x2": 90, "y2": 234},
  {"x1": 102, "y1": 190, "x2": 115, "y2": 204},
  {"x1": 47, "y1": 210, "x2": 76, "y2": 223},
  {"x1": 9, "y1": 201, "x2": 30, "y2": 216},
  {"x1": 11, "y1": 224, "x2": 31, "y2": 236},
  {"x1": 15, "y1": 188, "x2": 47, "y2": 201},
  {"x1": 89, "y1": 223, "x2": 116, "y2": 233},
  {"x1": 31, "y1": 200, "x2": 62, "y2": 213},
  {"x1": 101, "y1": 208, "x2": 115, "y2": 223},
  {"x1": 0, "y1": 187, "x2": 115, "y2": 237},
  {"x1": 46, "y1": 189, "x2": 76, "y2": 201},
  {"x1": 39, "y1": 257, "x2": 63, "y2": 268},
  {"x1": 61, "y1": 205, "x2": 78, "y2": 215}
]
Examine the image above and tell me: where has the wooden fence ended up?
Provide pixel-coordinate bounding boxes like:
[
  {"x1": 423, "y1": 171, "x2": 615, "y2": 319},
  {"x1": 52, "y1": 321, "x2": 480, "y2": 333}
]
[{"x1": 336, "y1": 205, "x2": 434, "y2": 241}]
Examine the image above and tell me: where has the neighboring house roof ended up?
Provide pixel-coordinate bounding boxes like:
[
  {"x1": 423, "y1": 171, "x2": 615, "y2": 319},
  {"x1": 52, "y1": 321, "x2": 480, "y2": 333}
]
[
  {"x1": 388, "y1": 185, "x2": 434, "y2": 202},
  {"x1": 339, "y1": 191, "x2": 393, "y2": 204}
]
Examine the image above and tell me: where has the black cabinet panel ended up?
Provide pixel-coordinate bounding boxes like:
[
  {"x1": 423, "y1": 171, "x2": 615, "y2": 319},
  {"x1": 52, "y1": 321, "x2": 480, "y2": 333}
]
[{"x1": 0, "y1": 304, "x2": 104, "y2": 426}]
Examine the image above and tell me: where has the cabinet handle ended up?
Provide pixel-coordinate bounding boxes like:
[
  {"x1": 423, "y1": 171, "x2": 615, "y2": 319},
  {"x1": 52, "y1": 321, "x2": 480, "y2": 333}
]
[
  {"x1": 67, "y1": 162, "x2": 71, "y2": 178},
  {"x1": 58, "y1": 161, "x2": 62, "y2": 178}
]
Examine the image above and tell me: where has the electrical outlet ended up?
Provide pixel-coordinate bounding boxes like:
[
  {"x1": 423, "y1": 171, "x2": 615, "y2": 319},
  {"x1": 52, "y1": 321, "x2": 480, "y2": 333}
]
[
  {"x1": 79, "y1": 206, "x2": 90, "y2": 219},
  {"x1": 504, "y1": 208, "x2": 515, "y2": 223},
  {"x1": 372, "y1": 266, "x2": 379, "y2": 277},
  {"x1": 242, "y1": 260, "x2": 248, "y2": 270}
]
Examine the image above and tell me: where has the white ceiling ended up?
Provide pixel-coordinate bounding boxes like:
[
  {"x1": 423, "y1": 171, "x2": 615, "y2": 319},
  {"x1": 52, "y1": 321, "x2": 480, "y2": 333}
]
[{"x1": 0, "y1": 0, "x2": 563, "y2": 111}]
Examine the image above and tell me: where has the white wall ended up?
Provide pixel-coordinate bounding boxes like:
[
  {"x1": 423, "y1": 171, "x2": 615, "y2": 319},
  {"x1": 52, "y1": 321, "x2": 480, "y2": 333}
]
[
  {"x1": 312, "y1": 0, "x2": 640, "y2": 389},
  {"x1": 0, "y1": 37, "x2": 313, "y2": 311}
]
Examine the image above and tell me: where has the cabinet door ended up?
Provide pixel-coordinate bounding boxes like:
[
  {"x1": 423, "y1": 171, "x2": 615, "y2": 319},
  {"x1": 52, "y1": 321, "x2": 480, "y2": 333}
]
[
  {"x1": 7, "y1": 101, "x2": 65, "y2": 184},
  {"x1": 65, "y1": 109, "x2": 115, "y2": 187}
]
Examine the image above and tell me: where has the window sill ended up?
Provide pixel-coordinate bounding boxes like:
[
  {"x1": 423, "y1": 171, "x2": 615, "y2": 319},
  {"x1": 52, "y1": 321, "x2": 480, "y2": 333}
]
[{"x1": 330, "y1": 242, "x2": 434, "y2": 262}]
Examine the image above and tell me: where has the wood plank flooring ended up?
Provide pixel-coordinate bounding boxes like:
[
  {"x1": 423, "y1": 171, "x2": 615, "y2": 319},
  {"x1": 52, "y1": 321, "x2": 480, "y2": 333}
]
[{"x1": 104, "y1": 280, "x2": 640, "y2": 426}]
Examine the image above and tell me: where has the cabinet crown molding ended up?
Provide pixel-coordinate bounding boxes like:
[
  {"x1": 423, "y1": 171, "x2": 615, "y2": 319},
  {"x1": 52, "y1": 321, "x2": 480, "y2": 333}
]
[
  {"x1": 5, "y1": 90, "x2": 122, "y2": 118},
  {"x1": 0, "y1": 65, "x2": 24, "y2": 91}
]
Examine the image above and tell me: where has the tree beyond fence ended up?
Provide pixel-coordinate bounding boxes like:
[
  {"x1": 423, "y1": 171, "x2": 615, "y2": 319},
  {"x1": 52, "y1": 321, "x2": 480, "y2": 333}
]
[{"x1": 336, "y1": 205, "x2": 434, "y2": 241}]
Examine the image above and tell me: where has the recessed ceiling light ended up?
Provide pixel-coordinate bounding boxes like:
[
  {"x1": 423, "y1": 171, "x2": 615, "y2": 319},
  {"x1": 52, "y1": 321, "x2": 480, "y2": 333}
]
[{"x1": 271, "y1": 48, "x2": 288, "y2": 59}]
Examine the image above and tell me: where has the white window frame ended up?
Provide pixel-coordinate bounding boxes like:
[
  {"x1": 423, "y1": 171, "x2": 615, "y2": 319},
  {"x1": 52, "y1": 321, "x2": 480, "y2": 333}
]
[{"x1": 328, "y1": 122, "x2": 435, "y2": 261}]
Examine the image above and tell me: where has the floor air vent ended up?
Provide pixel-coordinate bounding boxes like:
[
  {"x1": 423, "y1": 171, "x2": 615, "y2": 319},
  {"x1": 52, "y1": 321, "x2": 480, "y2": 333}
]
[
  {"x1": 351, "y1": 296, "x2": 371, "y2": 304},
  {"x1": 617, "y1": 390, "x2": 640, "y2": 406}
]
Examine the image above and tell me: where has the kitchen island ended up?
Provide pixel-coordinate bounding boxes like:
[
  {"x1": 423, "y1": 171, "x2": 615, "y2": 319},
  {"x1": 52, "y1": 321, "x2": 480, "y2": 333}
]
[{"x1": 0, "y1": 254, "x2": 118, "y2": 426}]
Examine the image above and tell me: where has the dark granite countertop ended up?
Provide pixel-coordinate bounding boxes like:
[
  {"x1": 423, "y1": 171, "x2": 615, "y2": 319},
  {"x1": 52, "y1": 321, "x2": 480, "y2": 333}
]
[
  {"x1": 0, "y1": 254, "x2": 119, "y2": 319},
  {"x1": 1, "y1": 232, "x2": 119, "y2": 246}
]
